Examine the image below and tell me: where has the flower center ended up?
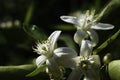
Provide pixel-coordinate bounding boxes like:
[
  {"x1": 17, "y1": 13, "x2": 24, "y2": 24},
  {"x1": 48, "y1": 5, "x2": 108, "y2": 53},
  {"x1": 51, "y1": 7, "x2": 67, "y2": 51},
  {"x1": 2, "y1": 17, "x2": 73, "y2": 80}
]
[
  {"x1": 79, "y1": 60, "x2": 89, "y2": 70},
  {"x1": 77, "y1": 11, "x2": 94, "y2": 30},
  {"x1": 79, "y1": 56, "x2": 94, "y2": 70},
  {"x1": 42, "y1": 46, "x2": 48, "y2": 51},
  {"x1": 34, "y1": 40, "x2": 50, "y2": 55}
]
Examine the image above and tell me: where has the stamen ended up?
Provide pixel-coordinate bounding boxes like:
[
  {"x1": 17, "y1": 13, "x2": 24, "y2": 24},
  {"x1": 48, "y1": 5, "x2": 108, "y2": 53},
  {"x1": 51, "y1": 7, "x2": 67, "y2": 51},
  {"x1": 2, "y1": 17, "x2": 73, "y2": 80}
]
[
  {"x1": 34, "y1": 40, "x2": 50, "y2": 55},
  {"x1": 79, "y1": 56, "x2": 94, "y2": 70}
]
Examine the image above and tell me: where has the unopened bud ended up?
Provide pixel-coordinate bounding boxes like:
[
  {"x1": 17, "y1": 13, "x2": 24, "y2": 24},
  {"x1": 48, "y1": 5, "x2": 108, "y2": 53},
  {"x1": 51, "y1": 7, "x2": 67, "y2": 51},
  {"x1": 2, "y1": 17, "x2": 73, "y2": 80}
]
[{"x1": 103, "y1": 53, "x2": 112, "y2": 64}]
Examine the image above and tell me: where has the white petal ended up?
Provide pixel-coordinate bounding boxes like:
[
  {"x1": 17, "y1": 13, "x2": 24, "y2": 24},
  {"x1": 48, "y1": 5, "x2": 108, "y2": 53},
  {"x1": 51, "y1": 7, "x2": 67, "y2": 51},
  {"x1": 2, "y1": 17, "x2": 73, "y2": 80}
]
[
  {"x1": 83, "y1": 77, "x2": 90, "y2": 80},
  {"x1": 48, "y1": 30, "x2": 61, "y2": 50},
  {"x1": 84, "y1": 67, "x2": 100, "y2": 80},
  {"x1": 56, "y1": 58, "x2": 77, "y2": 68},
  {"x1": 84, "y1": 55, "x2": 101, "y2": 80},
  {"x1": 74, "y1": 30, "x2": 87, "y2": 45},
  {"x1": 46, "y1": 58, "x2": 62, "y2": 80},
  {"x1": 87, "y1": 30, "x2": 99, "y2": 47},
  {"x1": 60, "y1": 16, "x2": 77, "y2": 24},
  {"x1": 54, "y1": 47, "x2": 77, "y2": 58},
  {"x1": 91, "y1": 55, "x2": 101, "y2": 66},
  {"x1": 80, "y1": 40, "x2": 92, "y2": 57},
  {"x1": 36, "y1": 55, "x2": 47, "y2": 67},
  {"x1": 86, "y1": 40, "x2": 93, "y2": 50},
  {"x1": 91, "y1": 23, "x2": 114, "y2": 30},
  {"x1": 54, "y1": 47, "x2": 77, "y2": 68},
  {"x1": 67, "y1": 67, "x2": 83, "y2": 80}
]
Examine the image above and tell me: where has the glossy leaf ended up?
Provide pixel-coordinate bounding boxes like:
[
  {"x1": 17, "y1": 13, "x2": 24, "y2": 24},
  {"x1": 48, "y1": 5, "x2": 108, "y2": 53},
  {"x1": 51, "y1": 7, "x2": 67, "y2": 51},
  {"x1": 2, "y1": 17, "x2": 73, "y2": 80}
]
[
  {"x1": 23, "y1": 24, "x2": 47, "y2": 40},
  {"x1": 108, "y1": 60, "x2": 120, "y2": 80}
]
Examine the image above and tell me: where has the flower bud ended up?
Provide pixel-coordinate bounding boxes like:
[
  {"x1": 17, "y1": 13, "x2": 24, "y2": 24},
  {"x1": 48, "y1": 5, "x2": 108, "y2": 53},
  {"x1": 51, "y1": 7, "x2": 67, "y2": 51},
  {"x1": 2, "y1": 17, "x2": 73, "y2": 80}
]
[{"x1": 103, "y1": 53, "x2": 112, "y2": 64}]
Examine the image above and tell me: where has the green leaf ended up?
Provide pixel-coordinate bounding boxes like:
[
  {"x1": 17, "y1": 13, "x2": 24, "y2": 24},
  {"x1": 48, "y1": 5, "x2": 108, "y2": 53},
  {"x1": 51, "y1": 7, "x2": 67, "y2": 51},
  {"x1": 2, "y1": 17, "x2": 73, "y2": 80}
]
[
  {"x1": 93, "y1": 29, "x2": 120, "y2": 55},
  {"x1": 96, "y1": 0, "x2": 120, "y2": 21},
  {"x1": 0, "y1": 64, "x2": 49, "y2": 80},
  {"x1": 24, "y1": 1, "x2": 34, "y2": 24},
  {"x1": 26, "y1": 64, "x2": 46, "y2": 77},
  {"x1": 108, "y1": 60, "x2": 120, "y2": 80},
  {"x1": 23, "y1": 24, "x2": 47, "y2": 40}
]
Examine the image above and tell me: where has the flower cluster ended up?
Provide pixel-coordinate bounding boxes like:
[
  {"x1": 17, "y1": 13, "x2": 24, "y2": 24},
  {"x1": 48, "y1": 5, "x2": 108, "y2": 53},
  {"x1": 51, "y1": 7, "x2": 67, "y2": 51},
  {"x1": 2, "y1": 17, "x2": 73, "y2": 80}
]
[{"x1": 33, "y1": 9, "x2": 114, "y2": 80}]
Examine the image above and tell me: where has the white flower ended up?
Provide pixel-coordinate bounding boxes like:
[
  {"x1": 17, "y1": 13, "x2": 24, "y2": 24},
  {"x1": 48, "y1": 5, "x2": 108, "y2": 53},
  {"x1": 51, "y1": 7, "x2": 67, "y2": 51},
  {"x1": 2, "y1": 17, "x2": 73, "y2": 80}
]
[
  {"x1": 69, "y1": 40, "x2": 101, "y2": 80},
  {"x1": 34, "y1": 30, "x2": 62, "y2": 80},
  {"x1": 54, "y1": 40, "x2": 101, "y2": 80},
  {"x1": 68, "y1": 55, "x2": 101, "y2": 80},
  {"x1": 54, "y1": 47, "x2": 78, "y2": 68},
  {"x1": 60, "y1": 10, "x2": 114, "y2": 47}
]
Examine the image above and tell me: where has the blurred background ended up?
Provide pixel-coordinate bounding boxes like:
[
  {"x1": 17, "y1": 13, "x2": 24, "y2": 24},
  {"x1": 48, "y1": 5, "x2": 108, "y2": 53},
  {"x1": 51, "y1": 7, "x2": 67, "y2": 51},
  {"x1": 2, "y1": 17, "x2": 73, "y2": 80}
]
[{"x1": 0, "y1": 0, "x2": 120, "y2": 79}]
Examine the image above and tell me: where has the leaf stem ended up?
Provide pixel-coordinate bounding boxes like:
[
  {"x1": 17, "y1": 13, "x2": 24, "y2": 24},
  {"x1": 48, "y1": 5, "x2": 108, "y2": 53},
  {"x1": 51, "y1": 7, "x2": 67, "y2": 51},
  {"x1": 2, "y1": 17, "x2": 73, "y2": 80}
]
[{"x1": 93, "y1": 29, "x2": 120, "y2": 55}]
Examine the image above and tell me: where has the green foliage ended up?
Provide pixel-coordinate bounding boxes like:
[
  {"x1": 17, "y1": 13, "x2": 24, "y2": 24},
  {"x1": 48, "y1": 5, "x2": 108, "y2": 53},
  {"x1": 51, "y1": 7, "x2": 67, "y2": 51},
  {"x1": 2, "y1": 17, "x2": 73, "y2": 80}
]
[
  {"x1": 24, "y1": 1, "x2": 34, "y2": 24},
  {"x1": 23, "y1": 24, "x2": 47, "y2": 40},
  {"x1": 96, "y1": 0, "x2": 120, "y2": 21},
  {"x1": 59, "y1": 34, "x2": 76, "y2": 50},
  {"x1": 93, "y1": 29, "x2": 120, "y2": 55},
  {"x1": 0, "y1": 65, "x2": 35, "y2": 80},
  {"x1": 26, "y1": 64, "x2": 46, "y2": 77},
  {"x1": 0, "y1": 64, "x2": 49, "y2": 80}
]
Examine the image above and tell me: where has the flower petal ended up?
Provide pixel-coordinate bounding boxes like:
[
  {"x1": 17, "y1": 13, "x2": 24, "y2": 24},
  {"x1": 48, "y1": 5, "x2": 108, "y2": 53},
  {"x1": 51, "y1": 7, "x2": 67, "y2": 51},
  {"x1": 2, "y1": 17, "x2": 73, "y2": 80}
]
[
  {"x1": 80, "y1": 40, "x2": 92, "y2": 57},
  {"x1": 91, "y1": 23, "x2": 114, "y2": 30},
  {"x1": 60, "y1": 16, "x2": 77, "y2": 24},
  {"x1": 87, "y1": 30, "x2": 99, "y2": 47},
  {"x1": 86, "y1": 40, "x2": 93, "y2": 50},
  {"x1": 91, "y1": 55, "x2": 101, "y2": 66},
  {"x1": 74, "y1": 30, "x2": 87, "y2": 45},
  {"x1": 84, "y1": 66, "x2": 100, "y2": 80},
  {"x1": 84, "y1": 55, "x2": 101, "y2": 80},
  {"x1": 46, "y1": 58, "x2": 62, "y2": 80},
  {"x1": 48, "y1": 30, "x2": 61, "y2": 50},
  {"x1": 67, "y1": 67, "x2": 83, "y2": 80},
  {"x1": 54, "y1": 47, "x2": 77, "y2": 68},
  {"x1": 36, "y1": 55, "x2": 47, "y2": 67},
  {"x1": 54, "y1": 47, "x2": 77, "y2": 57}
]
